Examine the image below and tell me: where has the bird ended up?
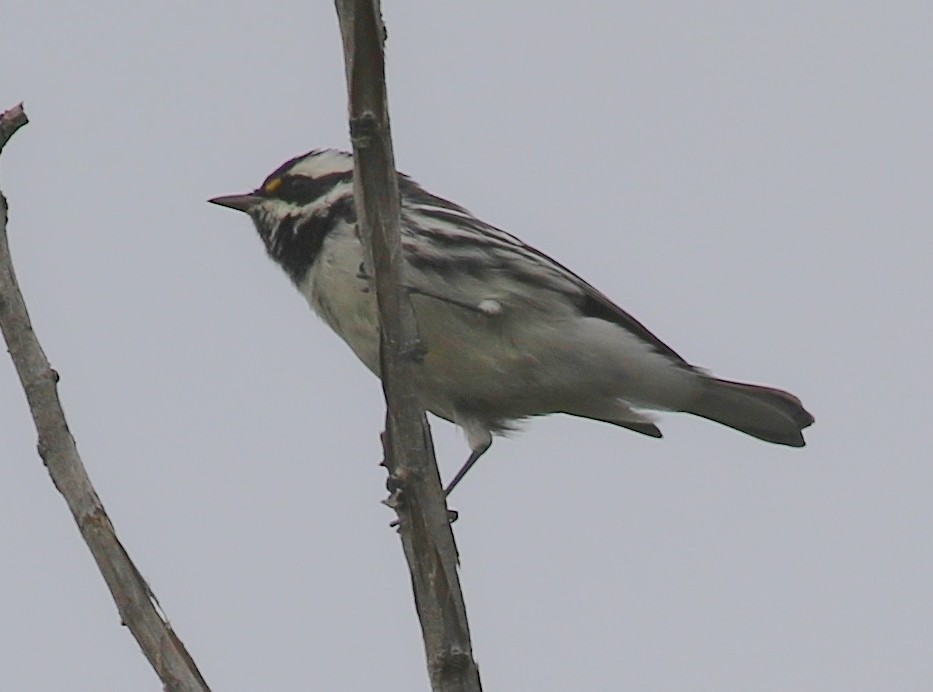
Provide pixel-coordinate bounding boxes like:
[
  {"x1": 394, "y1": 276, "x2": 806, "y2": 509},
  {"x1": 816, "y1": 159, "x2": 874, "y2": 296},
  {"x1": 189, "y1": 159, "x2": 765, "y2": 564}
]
[{"x1": 209, "y1": 149, "x2": 814, "y2": 495}]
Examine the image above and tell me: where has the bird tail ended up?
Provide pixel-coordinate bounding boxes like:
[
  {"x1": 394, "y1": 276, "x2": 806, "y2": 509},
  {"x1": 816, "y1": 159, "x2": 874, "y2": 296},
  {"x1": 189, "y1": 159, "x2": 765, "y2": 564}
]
[{"x1": 684, "y1": 377, "x2": 814, "y2": 447}]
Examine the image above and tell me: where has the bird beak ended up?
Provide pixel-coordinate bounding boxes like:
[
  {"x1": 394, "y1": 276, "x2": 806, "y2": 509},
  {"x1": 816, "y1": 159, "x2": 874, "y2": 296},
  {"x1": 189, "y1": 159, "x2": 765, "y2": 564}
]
[{"x1": 208, "y1": 193, "x2": 261, "y2": 213}]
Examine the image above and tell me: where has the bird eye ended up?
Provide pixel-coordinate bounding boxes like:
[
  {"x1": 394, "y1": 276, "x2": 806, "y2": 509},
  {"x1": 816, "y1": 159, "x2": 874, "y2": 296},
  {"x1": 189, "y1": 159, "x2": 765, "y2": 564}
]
[
  {"x1": 263, "y1": 177, "x2": 283, "y2": 194},
  {"x1": 259, "y1": 174, "x2": 330, "y2": 204}
]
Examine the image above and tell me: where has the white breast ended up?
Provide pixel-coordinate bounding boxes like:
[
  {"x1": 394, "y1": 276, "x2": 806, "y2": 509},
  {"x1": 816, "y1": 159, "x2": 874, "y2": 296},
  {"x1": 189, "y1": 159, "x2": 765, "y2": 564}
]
[{"x1": 298, "y1": 228, "x2": 381, "y2": 375}]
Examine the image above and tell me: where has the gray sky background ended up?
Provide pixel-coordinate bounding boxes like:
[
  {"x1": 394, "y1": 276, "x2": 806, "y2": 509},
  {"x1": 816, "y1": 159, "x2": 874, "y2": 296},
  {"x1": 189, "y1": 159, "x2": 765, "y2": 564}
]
[{"x1": 2, "y1": 3, "x2": 931, "y2": 690}]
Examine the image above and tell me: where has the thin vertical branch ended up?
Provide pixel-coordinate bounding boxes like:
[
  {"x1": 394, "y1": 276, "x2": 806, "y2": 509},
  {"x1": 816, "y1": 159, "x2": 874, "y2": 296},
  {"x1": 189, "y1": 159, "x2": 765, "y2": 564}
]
[
  {"x1": 332, "y1": 5, "x2": 483, "y2": 690},
  {"x1": 0, "y1": 103, "x2": 210, "y2": 692}
]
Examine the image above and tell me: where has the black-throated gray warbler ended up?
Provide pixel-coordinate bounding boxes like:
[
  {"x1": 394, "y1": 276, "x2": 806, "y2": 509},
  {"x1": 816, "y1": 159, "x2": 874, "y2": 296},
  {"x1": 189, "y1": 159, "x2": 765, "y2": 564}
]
[{"x1": 210, "y1": 150, "x2": 814, "y2": 494}]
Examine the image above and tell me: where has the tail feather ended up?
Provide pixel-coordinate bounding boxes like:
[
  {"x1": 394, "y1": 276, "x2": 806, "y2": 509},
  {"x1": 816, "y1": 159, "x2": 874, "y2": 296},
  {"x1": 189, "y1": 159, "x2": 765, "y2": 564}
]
[{"x1": 684, "y1": 377, "x2": 814, "y2": 447}]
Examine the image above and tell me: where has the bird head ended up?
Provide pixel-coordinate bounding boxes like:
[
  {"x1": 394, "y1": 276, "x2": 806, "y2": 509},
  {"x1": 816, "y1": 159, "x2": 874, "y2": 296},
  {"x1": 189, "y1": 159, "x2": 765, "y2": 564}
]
[{"x1": 208, "y1": 150, "x2": 357, "y2": 283}]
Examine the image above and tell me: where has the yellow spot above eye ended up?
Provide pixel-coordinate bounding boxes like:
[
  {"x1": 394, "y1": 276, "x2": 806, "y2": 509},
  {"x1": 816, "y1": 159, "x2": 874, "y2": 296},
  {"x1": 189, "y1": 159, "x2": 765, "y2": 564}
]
[{"x1": 263, "y1": 177, "x2": 283, "y2": 193}]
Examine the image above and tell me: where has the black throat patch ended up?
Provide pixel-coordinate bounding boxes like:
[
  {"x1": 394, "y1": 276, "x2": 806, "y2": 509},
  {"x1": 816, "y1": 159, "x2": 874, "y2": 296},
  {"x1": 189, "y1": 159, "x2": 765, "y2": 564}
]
[{"x1": 255, "y1": 197, "x2": 357, "y2": 284}]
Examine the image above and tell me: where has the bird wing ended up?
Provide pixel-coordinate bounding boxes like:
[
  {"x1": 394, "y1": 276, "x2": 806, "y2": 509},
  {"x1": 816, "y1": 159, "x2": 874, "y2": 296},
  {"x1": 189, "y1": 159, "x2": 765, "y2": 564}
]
[{"x1": 398, "y1": 180, "x2": 691, "y2": 367}]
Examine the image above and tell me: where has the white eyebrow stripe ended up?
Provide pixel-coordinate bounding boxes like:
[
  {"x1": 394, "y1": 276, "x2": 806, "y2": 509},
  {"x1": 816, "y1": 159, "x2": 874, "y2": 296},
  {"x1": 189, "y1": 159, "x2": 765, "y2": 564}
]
[{"x1": 286, "y1": 149, "x2": 354, "y2": 178}]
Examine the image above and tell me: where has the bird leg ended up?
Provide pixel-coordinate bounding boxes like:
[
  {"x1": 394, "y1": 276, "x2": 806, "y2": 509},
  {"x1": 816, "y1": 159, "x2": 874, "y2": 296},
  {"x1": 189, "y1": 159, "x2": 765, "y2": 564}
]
[{"x1": 444, "y1": 437, "x2": 492, "y2": 496}]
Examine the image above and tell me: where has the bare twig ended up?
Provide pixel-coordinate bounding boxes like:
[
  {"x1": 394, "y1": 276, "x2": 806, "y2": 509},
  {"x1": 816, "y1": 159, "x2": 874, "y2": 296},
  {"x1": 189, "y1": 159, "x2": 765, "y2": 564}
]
[
  {"x1": 0, "y1": 103, "x2": 210, "y2": 692},
  {"x1": 332, "y1": 5, "x2": 483, "y2": 691}
]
